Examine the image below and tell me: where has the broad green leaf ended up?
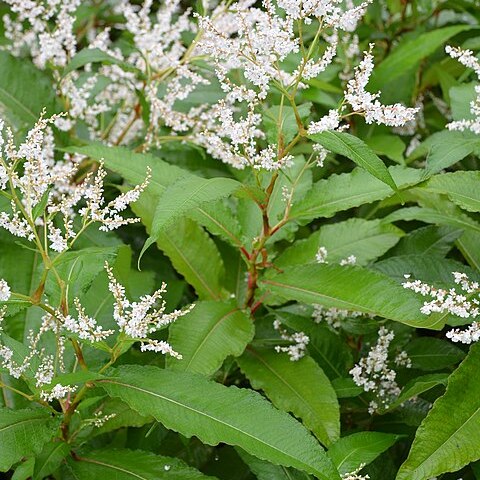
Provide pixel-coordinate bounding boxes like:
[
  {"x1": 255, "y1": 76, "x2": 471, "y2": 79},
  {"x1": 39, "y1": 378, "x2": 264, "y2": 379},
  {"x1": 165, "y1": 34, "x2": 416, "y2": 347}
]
[
  {"x1": 63, "y1": 144, "x2": 186, "y2": 195},
  {"x1": 65, "y1": 448, "x2": 213, "y2": 479},
  {"x1": 369, "y1": 26, "x2": 470, "y2": 92},
  {"x1": 450, "y1": 83, "x2": 477, "y2": 121},
  {"x1": 388, "y1": 373, "x2": 449, "y2": 410},
  {"x1": 12, "y1": 458, "x2": 35, "y2": 480},
  {"x1": 390, "y1": 225, "x2": 461, "y2": 257},
  {"x1": 331, "y1": 378, "x2": 363, "y2": 398},
  {"x1": 64, "y1": 48, "x2": 140, "y2": 76},
  {"x1": 261, "y1": 264, "x2": 444, "y2": 329},
  {"x1": 167, "y1": 300, "x2": 254, "y2": 376},
  {"x1": 33, "y1": 441, "x2": 70, "y2": 480},
  {"x1": 397, "y1": 343, "x2": 480, "y2": 480},
  {"x1": 276, "y1": 218, "x2": 403, "y2": 268},
  {"x1": 408, "y1": 130, "x2": 480, "y2": 174},
  {"x1": 403, "y1": 338, "x2": 465, "y2": 371},
  {"x1": 141, "y1": 176, "x2": 240, "y2": 260},
  {"x1": 99, "y1": 365, "x2": 340, "y2": 480},
  {"x1": 237, "y1": 449, "x2": 310, "y2": 480},
  {"x1": 190, "y1": 201, "x2": 244, "y2": 247},
  {"x1": 0, "y1": 408, "x2": 59, "y2": 472},
  {"x1": 457, "y1": 230, "x2": 480, "y2": 271},
  {"x1": 384, "y1": 206, "x2": 480, "y2": 234},
  {"x1": 0, "y1": 52, "x2": 57, "y2": 127},
  {"x1": 132, "y1": 192, "x2": 227, "y2": 300},
  {"x1": 328, "y1": 432, "x2": 401, "y2": 475},
  {"x1": 0, "y1": 232, "x2": 40, "y2": 339},
  {"x1": 310, "y1": 131, "x2": 398, "y2": 191},
  {"x1": 237, "y1": 347, "x2": 340, "y2": 446},
  {"x1": 290, "y1": 166, "x2": 424, "y2": 223},
  {"x1": 422, "y1": 171, "x2": 480, "y2": 213},
  {"x1": 365, "y1": 134, "x2": 406, "y2": 164}
]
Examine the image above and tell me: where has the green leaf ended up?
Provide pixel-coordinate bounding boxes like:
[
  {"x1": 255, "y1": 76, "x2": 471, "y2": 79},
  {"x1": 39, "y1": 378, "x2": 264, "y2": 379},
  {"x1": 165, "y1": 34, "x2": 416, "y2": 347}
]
[
  {"x1": 389, "y1": 373, "x2": 449, "y2": 410},
  {"x1": 65, "y1": 448, "x2": 214, "y2": 479},
  {"x1": 310, "y1": 131, "x2": 398, "y2": 191},
  {"x1": 328, "y1": 432, "x2": 401, "y2": 475},
  {"x1": 237, "y1": 347, "x2": 340, "y2": 446},
  {"x1": 141, "y1": 176, "x2": 240, "y2": 261},
  {"x1": 365, "y1": 134, "x2": 406, "y2": 164},
  {"x1": 290, "y1": 166, "x2": 424, "y2": 223},
  {"x1": 261, "y1": 264, "x2": 444, "y2": 329},
  {"x1": 0, "y1": 408, "x2": 59, "y2": 472},
  {"x1": 132, "y1": 192, "x2": 227, "y2": 300},
  {"x1": 0, "y1": 52, "x2": 57, "y2": 127},
  {"x1": 237, "y1": 449, "x2": 310, "y2": 480},
  {"x1": 167, "y1": 300, "x2": 254, "y2": 376},
  {"x1": 396, "y1": 343, "x2": 480, "y2": 480},
  {"x1": 276, "y1": 218, "x2": 403, "y2": 268},
  {"x1": 403, "y1": 337, "x2": 465, "y2": 371},
  {"x1": 391, "y1": 226, "x2": 461, "y2": 257},
  {"x1": 33, "y1": 441, "x2": 70, "y2": 480},
  {"x1": 384, "y1": 206, "x2": 480, "y2": 234},
  {"x1": 63, "y1": 143, "x2": 186, "y2": 195},
  {"x1": 64, "y1": 48, "x2": 141, "y2": 76},
  {"x1": 99, "y1": 365, "x2": 340, "y2": 479},
  {"x1": 422, "y1": 171, "x2": 480, "y2": 213},
  {"x1": 409, "y1": 130, "x2": 480, "y2": 174},
  {"x1": 369, "y1": 25, "x2": 470, "y2": 92}
]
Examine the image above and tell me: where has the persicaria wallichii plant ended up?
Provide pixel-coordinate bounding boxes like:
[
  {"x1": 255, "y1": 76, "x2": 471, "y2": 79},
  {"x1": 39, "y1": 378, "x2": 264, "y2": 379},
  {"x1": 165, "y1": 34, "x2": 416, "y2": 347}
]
[{"x1": 0, "y1": 1, "x2": 479, "y2": 479}]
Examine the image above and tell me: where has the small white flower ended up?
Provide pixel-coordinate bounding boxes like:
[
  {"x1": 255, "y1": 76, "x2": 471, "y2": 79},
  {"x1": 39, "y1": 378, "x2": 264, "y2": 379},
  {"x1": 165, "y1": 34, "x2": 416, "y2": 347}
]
[{"x1": 0, "y1": 279, "x2": 11, "y2": 301}]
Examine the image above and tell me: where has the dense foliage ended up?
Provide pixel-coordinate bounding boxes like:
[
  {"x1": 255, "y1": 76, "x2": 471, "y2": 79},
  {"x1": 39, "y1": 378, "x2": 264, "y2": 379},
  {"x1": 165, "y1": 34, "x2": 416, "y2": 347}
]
[{"x1": 0, "y1": 0, "x2": 480, "y2": 479}]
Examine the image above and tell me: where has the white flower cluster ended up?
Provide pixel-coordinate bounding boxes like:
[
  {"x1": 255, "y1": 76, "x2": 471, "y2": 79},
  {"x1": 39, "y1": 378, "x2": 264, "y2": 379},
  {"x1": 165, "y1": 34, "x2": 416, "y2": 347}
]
[
  {"x1": 344, "y1": 44, "x2": 419, "y2": 127},
  {"x1": 3, "y1": 0, "x2": 80, "y2": 69},
  {"x1": 403, "y1": 272, "x2": 480, "y2": 344},
  {"x1": 315, "y1": 245, "x2": 357, "y2": 266},
  {"x1": 445, "y1": 45, "x2": 480, "y2": 134},
  {"x1": 40, "y1": 383, "x2": 77, "y2": 402},
  {"x1": 106, "y1": 263, "x2": 194, "y2": 358},
  {"x1": 91, "y1": 410, "x2": 117, "y2": 428},
  {"x1": 342, "y1": 465, "x2": 370, "y2": 480},
  {"x1": 0, "y1": 279, "x2": 11, "y2": 302},
  {"x1": 273, "y1": 319, "x2": 309, "y2": 361},
  {"x1": 313, "y1": 304, "x2": 368, "y2": 330},
  {"x1": 0, "y1": 114, "x2": 150, "y2": 251},
  {"x1": 350, "y1": 327, "x2": 411, "y2": 414}
]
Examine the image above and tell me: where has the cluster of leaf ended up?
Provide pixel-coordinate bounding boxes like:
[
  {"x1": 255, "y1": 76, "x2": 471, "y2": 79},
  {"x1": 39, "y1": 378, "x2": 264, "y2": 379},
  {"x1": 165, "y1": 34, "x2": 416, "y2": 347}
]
[{"x1": 1, "y1": 1, "x2": 480, "y2": 480}]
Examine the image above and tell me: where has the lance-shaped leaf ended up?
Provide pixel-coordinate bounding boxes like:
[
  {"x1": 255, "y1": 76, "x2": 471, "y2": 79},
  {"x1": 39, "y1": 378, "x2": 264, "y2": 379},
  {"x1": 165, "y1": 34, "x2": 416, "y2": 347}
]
[
  {"x1": 99, "y1": 365, "x2": 340, "y2": 480},
  {"x1": 261, "y1": 264, "x2": 444, "y2": 329},
  {"x1": 132, "y1": 193, "x2": 227, "y2": 300},
  {"x1": 328, "y1": 432, "x2": 401, "y2": 475},
  {"x1": 140, "y1": 176, "x2": 240, "y2": 260},
  {"x1": 167, "y1": 300, "x2": 254, "y2": 376},
  {"x1": 65, "y1": 448, "x2": 214, "y2": 479},
  {"x1": 0, "y1": 408, "x2": 59, "y2": 472},
  {"x1": 290, "y1": 166, "x2": 424, "y2": 223},
  {"x1": 237, "y1": 347, "x2": 339, "y2": 446},
  {"x1": 310, "y1": 131, "x2": 398, "y2": 191},
  {"x1": 397, "y1": 343, "x2": 480, "y2": 480},
  {"x1": 0, "y1": 52, "x2": 58, "y2": 127},
  {"x1": 276, "y1": 218, "x2": 403, "y2": 268},
  {"x1": 369, "y1": 25, "x2": 471, "y2": 91},
  {"x1": 422, "y1": 171, "x2": 480, "y2": 213},
  {"x1": 33, "y1": 441, "x2": 70, "y2": 480}
]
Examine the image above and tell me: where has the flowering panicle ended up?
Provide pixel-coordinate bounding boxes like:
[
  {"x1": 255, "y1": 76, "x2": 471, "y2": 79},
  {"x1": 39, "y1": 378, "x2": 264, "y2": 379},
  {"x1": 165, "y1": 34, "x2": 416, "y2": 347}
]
[
  {"x1": 344, "y1": 44, "x2": 419, "y2": 127},
  {"x1": 350, "y1": 327, "x2": 411, "y2": 414},
  {"x1": 403, "y1": 272, "x2": 480, "y2": 344},
  {"x1": 273, "y1": 319, "x2": 309, "y2": 361},
  {"x1": 106, "y1": 263, "x2": 193, "y2": 358},
  {"x1": 445, "y1": 45, "x2": 480, "y2": 134},
  {"x1": 0, "y1": 114, "x2": 150, "y2": 251}
]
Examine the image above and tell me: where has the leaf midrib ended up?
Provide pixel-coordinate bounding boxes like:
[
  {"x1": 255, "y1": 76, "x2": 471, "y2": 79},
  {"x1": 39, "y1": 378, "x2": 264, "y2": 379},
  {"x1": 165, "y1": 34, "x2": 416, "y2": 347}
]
[
  {"x1": 184, "y1": 307, "x2": 239, "y2": 371},
  {"x1": 100, "y1": 379, "x2": 321, "y2": 476}
]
